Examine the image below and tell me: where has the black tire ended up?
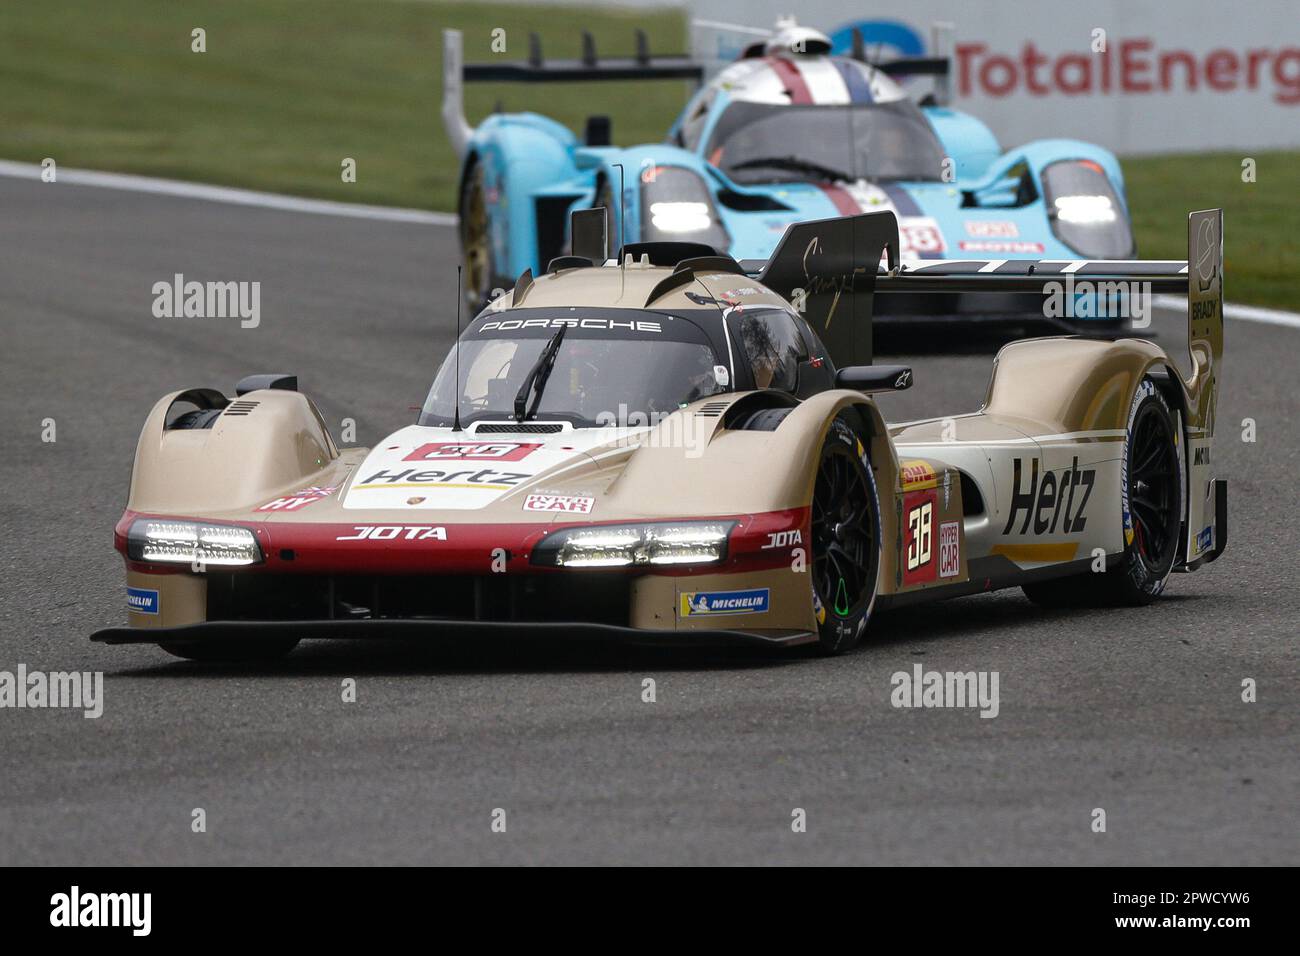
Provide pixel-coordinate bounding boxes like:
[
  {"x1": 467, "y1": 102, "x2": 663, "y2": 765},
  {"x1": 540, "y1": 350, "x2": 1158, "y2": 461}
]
[
  {"x1": 737, "y1": 407, "x2": 793, "y2": 432},
  {"x1": 809, "y1": 417, "x2": 882, "y2": 654},
  {"x1": 160, "y1": 637, "x2": 300, "y2": 663},
  {"x1": 458, "y1": 159, "x2": 495, "y2": 310},
  {"x1": 169, "y1": 407, "x2": 223, "y2": 430},
  {"x1": 1023, "y1": 377, "x2": 1183, "y2": 607}
]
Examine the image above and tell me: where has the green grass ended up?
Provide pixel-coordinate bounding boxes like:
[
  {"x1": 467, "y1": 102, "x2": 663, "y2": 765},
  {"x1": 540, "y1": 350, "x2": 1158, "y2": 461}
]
[
  {"x1": 1124, "y1": 151, "x2": 1298, "y2": 310},
  {"x1": 0, "y1": 0, "x2": 690, "y2": 210},
  {"x1": 2, "y1": 1, "x2": 1294, "y2": 308}
]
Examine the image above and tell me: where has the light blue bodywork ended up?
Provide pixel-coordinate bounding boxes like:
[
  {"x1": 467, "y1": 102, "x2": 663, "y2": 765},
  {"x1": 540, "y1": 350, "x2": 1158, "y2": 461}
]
[{"x1": 459, "y1": 88, "x2": 1134, "y2": 321}]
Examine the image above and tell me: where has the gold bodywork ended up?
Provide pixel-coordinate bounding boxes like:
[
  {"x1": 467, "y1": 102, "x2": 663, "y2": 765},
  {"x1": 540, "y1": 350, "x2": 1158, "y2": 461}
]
[{"x1": 114, "y1": 211, "x2": 1224, "y2": 644}]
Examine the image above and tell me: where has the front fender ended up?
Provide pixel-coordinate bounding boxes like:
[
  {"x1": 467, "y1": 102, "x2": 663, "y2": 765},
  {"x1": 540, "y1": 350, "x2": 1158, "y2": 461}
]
[
  {"x1": 127, "y1": 389, "x2": 342, "y2": 516},
  {"x1": 964, "y1": 138, "x2": 1127, "y2": 207},
  {"x1": 599, "y1": 390, "x2": 892, "y2": 635},
  {"x1": 923, "y1": 105, "x2": 1002, "y2": 181},
  {"x1": 467, "y1": 113, "x2": 584, "y2": 279},
  {"x1": 576, "y1": 144, "x2": 720, "y2": 251},
  {"x1": 597, "y1": 390, "x2": 896, "y2": 519}
]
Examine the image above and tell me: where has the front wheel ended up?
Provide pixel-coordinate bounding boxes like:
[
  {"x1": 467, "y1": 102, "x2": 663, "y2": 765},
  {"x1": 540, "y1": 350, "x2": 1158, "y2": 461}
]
[
  {"x1": 809, "y1": 417, "x2": 882, "y2": 654},
  {"x1": 1023, "y1": 377, "x2": 1183, "y2": 607},
  {"x1": 458, "y1": 160, "x2": 494, "y2": 310}
]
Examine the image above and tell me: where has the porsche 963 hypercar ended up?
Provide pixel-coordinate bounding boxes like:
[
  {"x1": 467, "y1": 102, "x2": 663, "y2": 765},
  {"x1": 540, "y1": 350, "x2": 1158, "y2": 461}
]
[{"x1": 93, "y1": 207, "x2": 1226, "y2": 660}]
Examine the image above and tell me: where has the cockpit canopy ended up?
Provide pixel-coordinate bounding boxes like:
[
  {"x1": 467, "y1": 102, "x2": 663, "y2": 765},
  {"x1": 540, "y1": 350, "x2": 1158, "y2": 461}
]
[
  {"x1": 419, "y1": 301, "x2": 826, "y2": 430},
  {"x1": 420, "y1": 309, "x2": 726, "y2": 429},
  {"x1": 672, "y1": 32, "x2": 942, "y2": 185},
  {"x1": 701, "y1": 99, "x2": 947, "y2": 185}
]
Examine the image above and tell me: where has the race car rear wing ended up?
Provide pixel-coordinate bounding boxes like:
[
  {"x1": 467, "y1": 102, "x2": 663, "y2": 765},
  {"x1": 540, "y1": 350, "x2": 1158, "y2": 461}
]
[
  {"x1": 442, "y1": 29, "x2": 703, "y2": 157},
  {"x1": 754, "y1": 209, "x2": 1223, "y2": 383},
  {"x1": 775, "y1": 207, "x2": 1222, "y2": 572}
]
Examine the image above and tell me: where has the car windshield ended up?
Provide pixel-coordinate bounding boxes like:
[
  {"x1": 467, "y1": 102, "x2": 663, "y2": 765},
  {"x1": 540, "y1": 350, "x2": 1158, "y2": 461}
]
[
  {"x1": 705, "y1": 100, "x2": 946, "y2": 185},
  {"x1": 419, "y1": 310, "x2": 726, "y2": 428}
]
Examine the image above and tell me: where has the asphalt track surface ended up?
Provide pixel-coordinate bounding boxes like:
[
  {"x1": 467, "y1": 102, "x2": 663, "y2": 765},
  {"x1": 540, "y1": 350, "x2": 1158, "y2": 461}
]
[{"x1": 0, "y1": 176, "x2": 1295, "y2": 865}]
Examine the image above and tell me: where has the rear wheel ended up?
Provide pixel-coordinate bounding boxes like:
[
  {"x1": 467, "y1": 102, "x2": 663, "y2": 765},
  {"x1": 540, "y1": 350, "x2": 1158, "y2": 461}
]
[
  {"x1": 160, "y1": 637, "x2": 300, "y2": 663},
  {"x1": 810, "y1": 418, "x2": 881, "y2": 654},
  {"x1": 1023, "y1": 378, "x2": 1182, "y2": 607}
]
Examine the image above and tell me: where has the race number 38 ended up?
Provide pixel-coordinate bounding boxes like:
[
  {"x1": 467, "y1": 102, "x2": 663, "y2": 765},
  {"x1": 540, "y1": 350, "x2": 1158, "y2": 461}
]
[
  {"x1": 904, "y1": 490, "x2": 938, "y2": 585},
  {"x1": 899, "y1": 218, "x2": 947, "y2": 257},
  {"x1": 907, "y1": 502, "x2": 932, "y2": 569}
]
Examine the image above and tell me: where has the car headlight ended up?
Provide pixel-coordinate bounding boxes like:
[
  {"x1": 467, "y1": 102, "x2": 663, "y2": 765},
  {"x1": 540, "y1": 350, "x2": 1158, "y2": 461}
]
[
  {"x1": 531, "y1": 520, "x2": 734, "y2": 568},
  {"x1": 1042, "y1": 159, "x2": 1134, "y2": 258},
  {"x1": 640, "y1": 166, "x2": 730, "y2": 250},
  {"x1": 1052, "y1": 194, "x2": 1116, "y2": 224},
  {"x1": 127, "y1": 519, "x2": 263, "y2": 567}
]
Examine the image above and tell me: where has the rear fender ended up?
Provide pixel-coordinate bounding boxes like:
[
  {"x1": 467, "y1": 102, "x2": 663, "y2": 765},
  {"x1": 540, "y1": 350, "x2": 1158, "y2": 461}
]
[
  {"x1": 983, "y1": 335, "x2": 1200, "y2": 560},
  {"x1": 984, "y1": 336, "x2": 1170, "y2": 437}
]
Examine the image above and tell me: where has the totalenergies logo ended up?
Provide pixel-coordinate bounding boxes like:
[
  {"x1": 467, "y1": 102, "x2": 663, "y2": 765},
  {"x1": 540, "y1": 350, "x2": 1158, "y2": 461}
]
[
  {"x1": 954, "y1": 40, "x2": 1300, "y2": 104},
  {"x1": 829, "y1": 19, "x2": 1300, "y2": 104}
]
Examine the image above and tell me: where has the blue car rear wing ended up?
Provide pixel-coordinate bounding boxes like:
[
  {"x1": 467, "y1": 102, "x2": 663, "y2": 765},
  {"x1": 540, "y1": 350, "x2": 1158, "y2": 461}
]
[{"x1": 442, "y1": 28, "x2": 702, "y2": 156}]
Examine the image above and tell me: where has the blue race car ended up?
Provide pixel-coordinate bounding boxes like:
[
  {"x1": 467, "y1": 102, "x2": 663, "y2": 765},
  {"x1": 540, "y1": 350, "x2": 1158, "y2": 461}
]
[{"x1": 441, "y1": 17, "x2": 1137, "y2": 323}]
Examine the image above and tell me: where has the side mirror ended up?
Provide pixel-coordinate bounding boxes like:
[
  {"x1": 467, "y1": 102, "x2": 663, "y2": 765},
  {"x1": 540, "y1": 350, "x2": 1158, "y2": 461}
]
[
  {"x1": 571, "y1": 207, "x2": 609, "y2": 263},
  {"x1": 835, "y1": 365, "x2": 913, "y2": 393},
  {"x1": 584, "y1": 115, "x2": 612, "y2": 147},
  {"x1": 235, "y1": 373, "x2": 297, "y2": 396}
]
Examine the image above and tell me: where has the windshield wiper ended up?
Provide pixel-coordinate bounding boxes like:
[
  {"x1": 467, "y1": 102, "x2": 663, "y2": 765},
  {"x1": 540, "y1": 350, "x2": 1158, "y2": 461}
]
[
  {"x1": 729, "y1": 155, "x2": 856, "y2": 183},
  {"x1": 513, "y1": 325, "x2": 567, "y2": 422}
]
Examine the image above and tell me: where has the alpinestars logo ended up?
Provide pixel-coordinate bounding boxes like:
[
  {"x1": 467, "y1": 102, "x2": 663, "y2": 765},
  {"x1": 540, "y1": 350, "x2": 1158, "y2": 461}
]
[{"x1": 1002, "y1": 457, "x2": 1095, "y2": 535}]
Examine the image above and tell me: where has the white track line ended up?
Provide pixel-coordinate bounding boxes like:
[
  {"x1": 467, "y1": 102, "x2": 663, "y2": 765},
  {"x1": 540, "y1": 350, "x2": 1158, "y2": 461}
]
[
  {"x1": 1152, "y1": 293, "x2": 1300, "y2": 330},
  {"x1": 0, "y1": 159, "x2": 457, "y2": 226},
  {"x1": 3, "y1": 159, "x2": 1298, "y2": 328}
]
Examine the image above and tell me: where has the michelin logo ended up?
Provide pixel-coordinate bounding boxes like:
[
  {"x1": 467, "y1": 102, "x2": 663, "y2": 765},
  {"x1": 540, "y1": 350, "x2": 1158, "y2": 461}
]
[
  {"x1": 126, "y1": 587, "x2": 159, "y2": 615},
  {"x1": 680, "y1": 588, "x2": 770, "y2": 617}
]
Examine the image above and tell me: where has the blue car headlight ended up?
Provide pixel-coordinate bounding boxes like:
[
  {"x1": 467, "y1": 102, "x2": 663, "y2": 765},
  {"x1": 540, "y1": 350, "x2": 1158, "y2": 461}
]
[
  {"x1": 640, "y1": 166, "x2": 730, "y2": 250},
  {"x1": 1042, "y1": 159, "x2": 1134, "y2": 259}
]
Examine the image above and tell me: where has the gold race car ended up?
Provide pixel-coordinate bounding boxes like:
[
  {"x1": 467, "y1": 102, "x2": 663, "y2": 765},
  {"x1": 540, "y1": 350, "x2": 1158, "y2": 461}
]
[{"x1": 93, "y1": 208, "x2": 1226, "y2": 659}]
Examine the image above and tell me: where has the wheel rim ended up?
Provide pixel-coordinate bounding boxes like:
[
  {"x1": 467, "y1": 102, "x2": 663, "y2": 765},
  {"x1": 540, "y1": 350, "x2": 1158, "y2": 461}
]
[
  {"x1": 462, "y1": 170, "x2": 490, "y2": 299},
  {"x1": 1127, "y1": 402, "x2": 1178, "y2": 570},
  {"x1": 811, "y1": 444, "x2": 875, "y2": 619}
]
